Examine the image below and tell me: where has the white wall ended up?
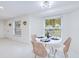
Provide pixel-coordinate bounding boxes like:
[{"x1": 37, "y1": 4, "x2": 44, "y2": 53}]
[
  {"x1": 0, "y1": 21, "x2": 4, "y2": 38},
  {"x1": 3, "y1": 16, "x2": 29, "y2": 44},
  {"x1": 61, "y1": 10, "x2": 79, "y2": 54},
  {"x1": 61, "y1": 13, "x2": 71, "y2": 41},
  {"x1": 3, "y1": 20, "x2": 14, "y2": 39},
  {"x1": 29, "y1": 16, "x2": 45, "y2": 41}
]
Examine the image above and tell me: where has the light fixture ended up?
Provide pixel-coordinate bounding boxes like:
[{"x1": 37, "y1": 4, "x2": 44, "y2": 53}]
[
  {"x1": 9, "y1": 23, "x2": 11, "y2": 26},
  {"x1": 0, "y1": 6, "x2": 4, "y2": 9},
  {"x1": 23, "y1": 21, "x2": 27, "y2": 25},
  {"x1": 40, "y1": 1, "x2": 53, "y2": 8}
]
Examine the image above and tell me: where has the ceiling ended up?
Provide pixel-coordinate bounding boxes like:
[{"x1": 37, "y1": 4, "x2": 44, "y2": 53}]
[{"x1": 0, "y1": 1, "x2": 79, "y2": 20}]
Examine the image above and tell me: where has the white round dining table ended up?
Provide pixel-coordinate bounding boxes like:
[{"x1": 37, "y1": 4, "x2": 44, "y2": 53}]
[
  {"x1": 36, "y1": 36, "x2": 62, "y2": 45},
  {"x1": 35, "y1": 36, "x2": 63, "y2": 57}
]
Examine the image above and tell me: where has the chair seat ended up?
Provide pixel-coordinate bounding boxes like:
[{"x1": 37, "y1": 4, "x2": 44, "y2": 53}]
[{"x1": 57, "y1": 44, "x2": 65, "y2": 51}]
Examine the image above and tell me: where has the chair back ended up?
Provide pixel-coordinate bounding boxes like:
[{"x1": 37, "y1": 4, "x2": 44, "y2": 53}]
[
  {"x1": 32, "y1": 41, "x2": 47, "y2": 57},
  {"x1": 64, "y1": 37, "x2": 72, "y2": 53},
  {"x1": 31, "y1": 34, "x2": 47, "y2": 57},
  {"x1": 31, "y1": 34, "x2": 37, "y2": 42}
]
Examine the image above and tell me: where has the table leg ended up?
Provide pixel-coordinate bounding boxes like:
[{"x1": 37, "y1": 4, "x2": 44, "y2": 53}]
[
  {"x1": 53, "y1": 49, "x2": 57, "y2": 58},
  {"x1": 45, "y1": 44, "x2": 47, "y2": 47}
]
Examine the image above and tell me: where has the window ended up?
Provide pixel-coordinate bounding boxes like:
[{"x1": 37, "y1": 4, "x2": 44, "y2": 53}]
[{"x1": 45, "y1": 18, "x2": 61, "y2": 37}]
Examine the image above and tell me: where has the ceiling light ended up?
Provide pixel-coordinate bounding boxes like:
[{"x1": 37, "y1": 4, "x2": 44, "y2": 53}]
[
  {"x1": 40, "y1": 1, "x2": 53, "y2": 8},
  {"x1": 0, "y1": 6, "x2": 4, "y2": 9}
]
